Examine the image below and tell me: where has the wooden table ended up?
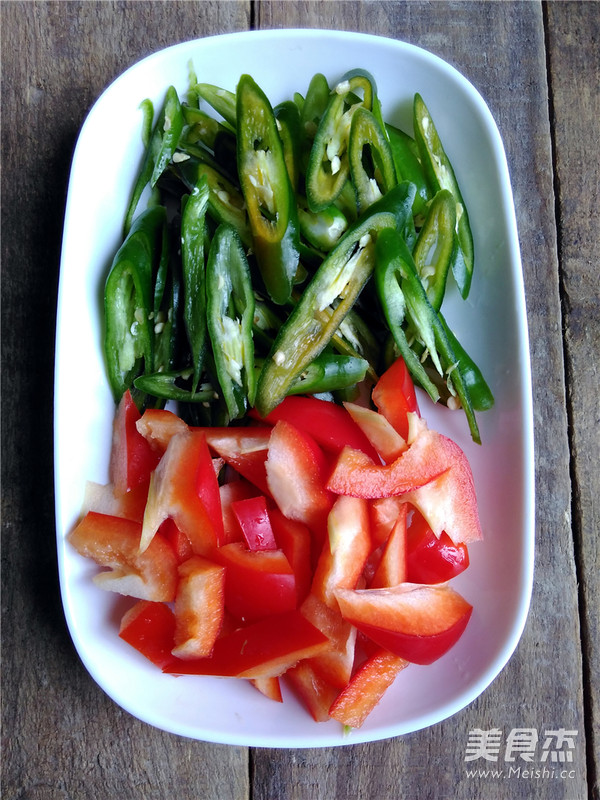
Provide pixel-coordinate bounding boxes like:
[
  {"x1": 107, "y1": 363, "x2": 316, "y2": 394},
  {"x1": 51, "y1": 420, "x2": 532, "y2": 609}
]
[{"x1": 2, "y1": 2, "x2": 598, "y2": 798}]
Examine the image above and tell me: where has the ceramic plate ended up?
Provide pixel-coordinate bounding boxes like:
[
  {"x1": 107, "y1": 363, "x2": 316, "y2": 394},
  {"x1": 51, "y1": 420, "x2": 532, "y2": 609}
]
[{"x1": 54, "y1": 29, "x2": 534, "y2": 747}]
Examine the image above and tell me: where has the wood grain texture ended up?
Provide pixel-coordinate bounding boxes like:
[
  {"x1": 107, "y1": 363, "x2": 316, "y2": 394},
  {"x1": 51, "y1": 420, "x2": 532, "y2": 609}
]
[
  {"x1": 1, "y1": 1, "x2": 594, "y2": 798},
  {"x1": 545, "y1": 3, "x2": 600, "y2": 798},
  {"x1": 1, "y1": 3, "x2": 251, "y2": 799}
]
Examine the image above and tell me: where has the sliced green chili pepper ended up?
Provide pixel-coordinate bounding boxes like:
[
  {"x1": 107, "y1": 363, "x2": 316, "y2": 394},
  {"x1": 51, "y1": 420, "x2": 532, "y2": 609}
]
[
  {"x1": 287, "y1": 353, "x2": 368, "y2": 395},
  {"x1": 181, "y1": 175, "x2": 210, "y2": 394},
  {"x1": 104, "y1": 206, "x2": 166, "y2": 403},
  {"x1": 438, "y1": 313, "x2": 494, "y2": 411},
  {"x1": 194, "y1": 83, "x2": 237, "y2": 128},
  {"x1": 297, "y1": 199, "x2": 348, "y2": 252},
  {"x1": 123, "y1": 87, "x2": 184, "y2": 235},
  {"x1": 254, "y1": 183, "x2": 414, "y2": 416},
  {"x1": 134, "y1": 370, "x2": 216, "y2": 403},
  {"x1": 236, "y1": 74, "x2": 300, "y2": 305},
  {"x1": 385, "y1": 123, "x2": 430, "y2": 216},
  {"x1": 412, "y1": 188, "x2": 457, "y2": 311},
  {"x1": 206, "y1": 224, "x2": 256, "y2": 421},
  {"x1": 375, "y1": 227, "x2": 482, "y2": 443},
  {"x1": 348, "y1": 106, "x2": 397, "y2": 214},
  {"x1": 301, "y1": 73, "x2": 330, "y2": 136},
  {"x1": 175, "y1": 159, "x2": 252, "y2": 247},
  {"x1": 413, "y1": 93, "x2": 474, "y2": 299},
  {"x1": 274, "y1": 100, "x2": 302, "y2": 192},
  {"x1": 305, "y1": 70, "x2": 375, "y2": 212}
]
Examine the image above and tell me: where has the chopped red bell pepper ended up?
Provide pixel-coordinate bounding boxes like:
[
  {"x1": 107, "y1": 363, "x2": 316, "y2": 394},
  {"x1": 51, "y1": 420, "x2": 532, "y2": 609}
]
[
  {"x1": 119, "y1": 600, "x2": 176, "y2": 669},
  {"x1": 334, "y1": 583, "x2": 473, "y2": 665},
  {"x1": 110, "y1": 390, "x2": 160, "y2": 496},
  {"x1": 215, "y1": 542, "x2": 297, "y2": 623},
  {"x1": 69, "y1": 511, "x2": 178, "y2": 602},
  {"x1": 162, "y1": 610, "x2": 330, "y2": 678},
  {"x1": 231, "y1": 495, "x2": 278, "y2": 551},
  {"x1": 406, "y1": 508, "x2": 470, "y2": 583},
  {"x1": 328, "y1": 649, "x2": 409, "y2": 728},
  {"x1": 171, "y1": 556, "x2": 226, "y2": 659},
  {"x1": 371, "y1": 356, "x2": 420, "y2": 441},
  {"x1": 251, "y1": 395, "x2": 379, "y2": 461},
  {"x1": 141, "y1": 429, "x2": 221, "y2": 555}
]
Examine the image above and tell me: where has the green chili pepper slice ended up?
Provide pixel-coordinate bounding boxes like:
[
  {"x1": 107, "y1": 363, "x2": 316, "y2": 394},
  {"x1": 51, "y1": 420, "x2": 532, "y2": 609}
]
[
  {"x1": 236, "y1": 74, "x2": 300, "y2": 306},
  {"x1": 412, "y1": 189, "x2": 457, "y2": 311},
  {"x1": 206, "y1": 224, "x2": 256, "y2": 421},
  {"x1": 104, "y1": 206, "x2": 166, "y2": 403},
  {"x1": 385, "y1": 123, "x2": 430, "y2": 216},
  {"x1": 287, "y1": 353, "x2": 368, "y2": 395},
  {"x1": 181, "y1": 175, "x2": 210, "y2": 394},
  {"x1": 297, "y1": 199, "x2": 348, "y2": 252},
  {"x1": 413, "y1": 93, "x2": 474, "y2": 299},
  {"x1": 375, "y1": 227, "x2": 482, "y2": 443},
  {"x1": 254, "y1": 183, "x2": 414, "y2": 416},
  {"x1": 175, "y1": 159, "x2": 252, "y2": 247},
  {"x1": 348, "y1": 106, "x2": 397, "y2": 214},
  {"x1": 123, "y1": 87, "x2": 184, "y2": 236},
  {"x1": 305, "y1": 70, "x2": 375, "y2": 213},
  {"x1": 194, "y1": 83, "x2": 237, "y2": 129},
  {"x1": 134, "y1": 370, "x2": 216, "y2": 403},
  {"x1": 438, "y1": 313, "x2": 494, "y2": 412},
  {"x1": 274, "y1": 100, "x2": 302, "y2": 192}
]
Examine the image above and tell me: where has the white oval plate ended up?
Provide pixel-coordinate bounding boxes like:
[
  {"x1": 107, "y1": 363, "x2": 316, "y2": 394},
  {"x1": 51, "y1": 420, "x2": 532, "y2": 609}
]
[{"x1": 54, "y1": 29, "x2": 534, "y2": 747}]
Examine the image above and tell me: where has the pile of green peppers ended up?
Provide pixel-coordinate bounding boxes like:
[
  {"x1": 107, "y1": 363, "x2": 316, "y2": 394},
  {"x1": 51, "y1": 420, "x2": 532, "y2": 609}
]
[{"x1": 103, "y1": 68, "x2": 493, "y2": 441}]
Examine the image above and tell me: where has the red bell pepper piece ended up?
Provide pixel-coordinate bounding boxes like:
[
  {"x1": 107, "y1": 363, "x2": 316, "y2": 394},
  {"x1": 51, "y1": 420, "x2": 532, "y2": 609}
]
[
  {"x1": 286, "y1": 659, "x2": 340, "y2": 722},
  {"x1": 269, "y1": 509, "x2": 313, "y2": 604},
  {"x1": 311, "y1": 495, "x2": 371, "y2": 609},
  {"x1": 249, "y1": 676, "x2": 283, "y2": 703},
  {"x1": 406, "y1": 508, "x2": 469, "y2": 583},
  {"x1": 68, "y1": 511, "x2": 178, "y2": 602},
  {"x1": 371, "y1": 356, "x2": 420, "y2": 441},
  {"x1": 141, "y1": 429, "x2": 221, "y2": 555},
  {"x1": 119, "y1": 600, "x2": 176, "y2": 669},
  {"x1": 135, "y1": 407, "x2": 189, "y2": 454},
  {"x1": 231, "y1": 495, "x2": 278, "y2": 551},
  {"x1": 215, "y1": 542, "x2": 297, "y2": 623},
  {"x1": 300, "y1": 592, "x2": 357, "y2": 689},
  {"x1": 157, "y1": 518, "x2": 194, "y2": 564},
  {"x1": 369, "y1": 504, "x2": 407, "y2": 588},
  {"x1": 162, "y1": 610, "x2": 330, "y2": 678},
  {"x1": 343, "y1": 401, "x2": 407, "y2": 463},
  {"x1": 202, "y1": 426, "x2": 272, "y2": 496},
  {"x1": 328, "y1": 649, "x2": 409, "y2": 728},
  {"x1": 81, "y1": 480, "x2": 148, "y2": 524},
  {"x1": 219, "y1": 478, "x2": 260, "y2": 545},
  {"x1": 334, "y1": 583, "x2": 473, "y2": 665},
  {"x1": 251, "y1": 395, "x2": 380, "y2": 461},
  {"x1": 265, "y1": 420, "x2": 333, "y2": 548},
  {"x1": 171, "y1": 556, "x2": 226, "y2": 659},
  {"x1": 109, "y1": 390, "x2": 160, "y2": 496}
]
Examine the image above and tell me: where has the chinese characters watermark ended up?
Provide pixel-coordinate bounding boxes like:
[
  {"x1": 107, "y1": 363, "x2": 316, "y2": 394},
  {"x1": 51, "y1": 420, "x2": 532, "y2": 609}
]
[{"x1": 464, "y1": 728, "x2": 579, "y2": 780}]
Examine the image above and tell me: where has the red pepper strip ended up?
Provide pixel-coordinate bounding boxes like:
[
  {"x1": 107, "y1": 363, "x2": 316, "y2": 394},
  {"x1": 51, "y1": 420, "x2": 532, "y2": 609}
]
[
  {"x1": 171, "y1": 556, "x2": 226, "y2": 660},
  {"x1": 201, "y1": 426, "x2": 272, "y2": 496},
  {"x1": 69, "y1": 512, "x2": 178, "y2": 603},
  {"x1": 162, "y1": 610, "x2": 330, "y2": 679},
  {"x1": 231, "y1": 495, "x2": 277, "y2": 551},
  {"x1": 215, "y1": 543, "x2": 297, "y2": 623},
  {"x1": 141, "y1": 430, "x2": 221, "y2": 555},
  {"x1": 328, "y1": 649, "x2": 409, "y2": 729},
  {"x1": 285, "y1": 660, "x2": 340, "y2": 722},
  {"x1": 334, "y1": 583, "x2": 473, "y2": 665},
  {"x1": 249, "y1": 396, "x2": 379, "y2": 461},
  {"x1": 110, "y1": 390, "x2": 160, "y2": 496},
  {"x1": 406, "y1": 509, "x2": 469, "y2": 584},
  {"x1": 119, "y1": 600, "x2": 176, "y2": 669},
  {"x1": 371, "y1": 357, "x2": 420, "y2": 441},
  {"x1": 369, "y1": 505, "x2": 407, "y2": 589}
]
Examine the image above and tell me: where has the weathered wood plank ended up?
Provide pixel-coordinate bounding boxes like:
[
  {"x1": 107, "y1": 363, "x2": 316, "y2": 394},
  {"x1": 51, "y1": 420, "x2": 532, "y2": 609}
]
[
  {"x1": 545, "y1": 2, "x2": 600, "y2": 797},
  {"x1": 251, "y1": 2, "x2": 588, "y2": 798},
  {"x1": 1, "y1": 3, "x2": 251, "y2": 799}
]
